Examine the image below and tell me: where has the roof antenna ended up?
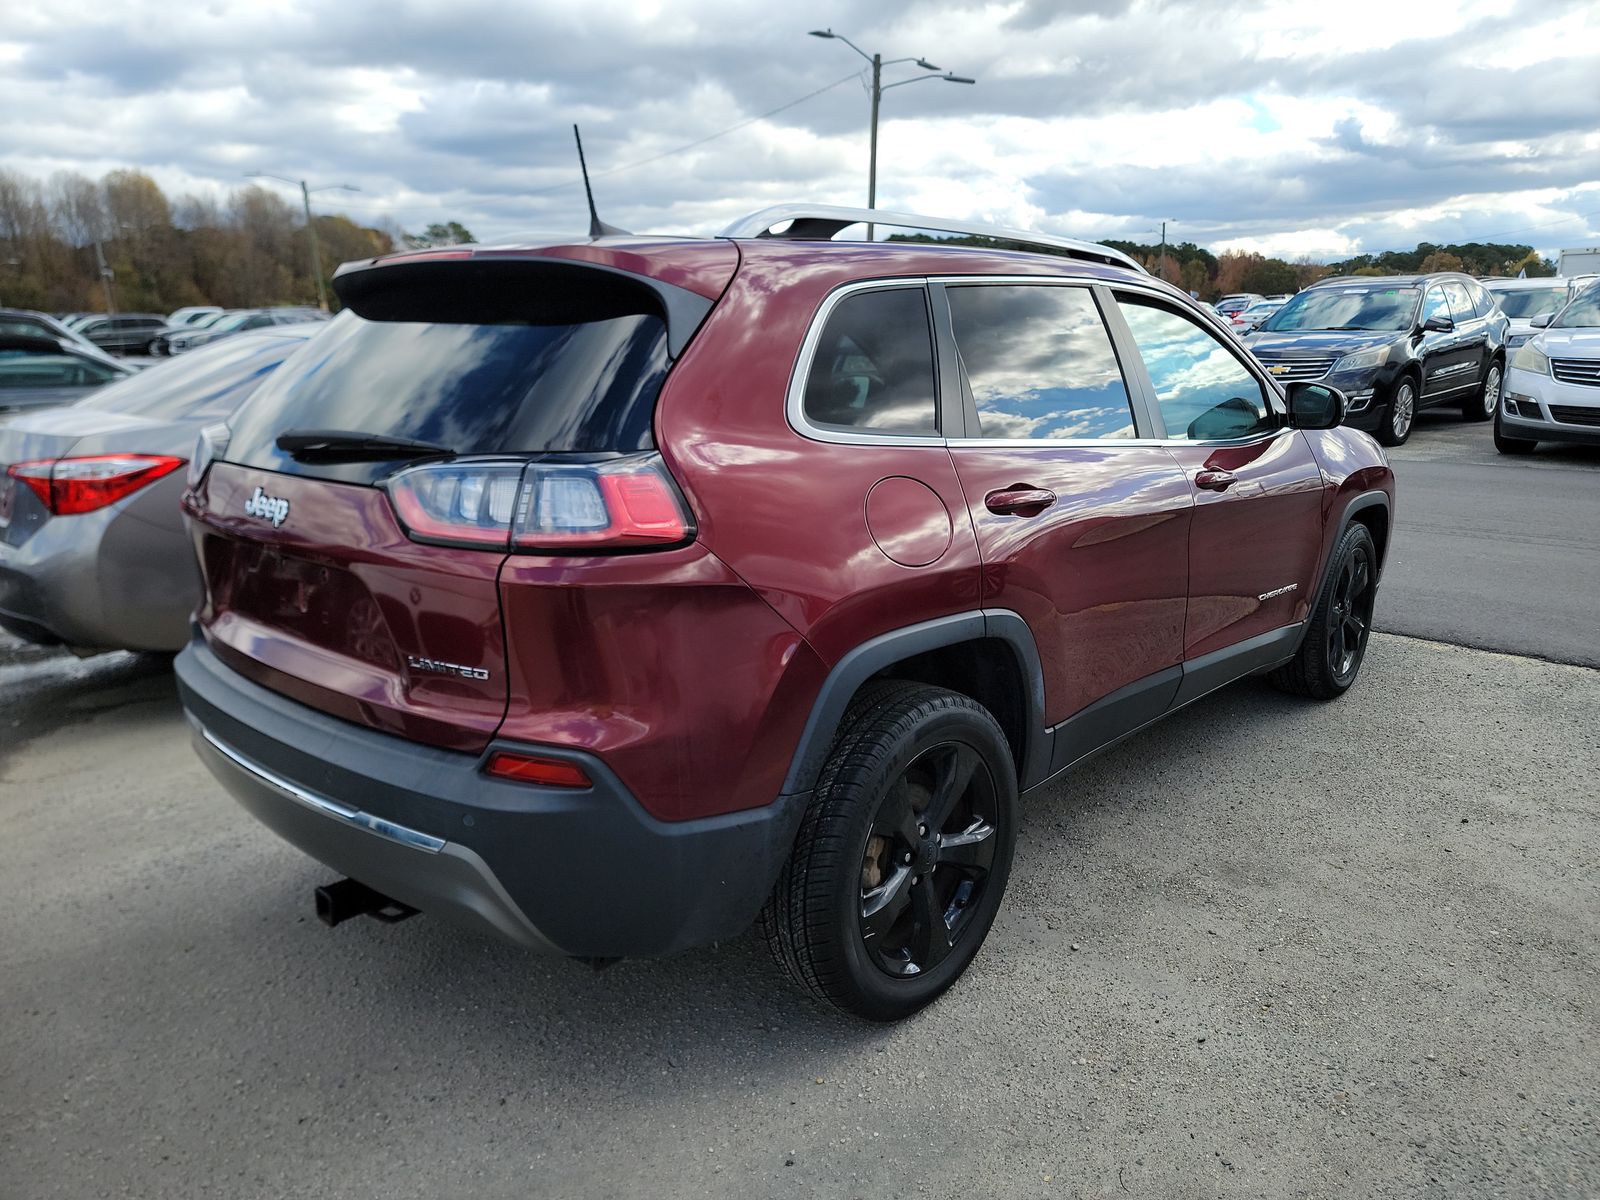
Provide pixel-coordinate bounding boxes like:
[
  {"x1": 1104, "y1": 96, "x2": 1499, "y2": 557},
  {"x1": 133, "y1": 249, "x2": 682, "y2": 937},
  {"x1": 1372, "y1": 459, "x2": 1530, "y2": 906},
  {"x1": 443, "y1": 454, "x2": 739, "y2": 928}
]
[{"x1": 574, "y1": 124, "x2": 630, "y2": 238}]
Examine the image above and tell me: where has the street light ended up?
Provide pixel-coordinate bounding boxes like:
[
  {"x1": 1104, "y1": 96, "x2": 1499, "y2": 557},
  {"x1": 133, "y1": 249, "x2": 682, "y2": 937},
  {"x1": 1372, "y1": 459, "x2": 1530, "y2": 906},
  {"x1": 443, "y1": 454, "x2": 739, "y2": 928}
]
[
  {"x1": 809, "y1": 29, "x2": 975, "y2": 240},
  {"x1": 246, "y1": 173, "x2": 361, "y2": 311}
]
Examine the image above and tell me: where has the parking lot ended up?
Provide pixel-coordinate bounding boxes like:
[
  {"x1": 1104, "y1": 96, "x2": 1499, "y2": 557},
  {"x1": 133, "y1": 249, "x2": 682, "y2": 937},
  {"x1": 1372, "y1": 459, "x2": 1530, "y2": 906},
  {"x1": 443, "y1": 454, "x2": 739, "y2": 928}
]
[{"x1": 2, "y1": 424, "x2": 1596, "y2": 1198}]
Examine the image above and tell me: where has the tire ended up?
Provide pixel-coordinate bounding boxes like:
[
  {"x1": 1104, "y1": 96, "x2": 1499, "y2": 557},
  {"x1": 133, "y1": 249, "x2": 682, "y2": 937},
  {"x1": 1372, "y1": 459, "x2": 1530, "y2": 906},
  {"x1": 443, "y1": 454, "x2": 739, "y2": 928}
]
[
  {"x1": 1270, "y1": 522, "x2": 1379, "y2": 701},
  {"x1": 1376, "y1": 376, "x2": 1417, "y2": 446},
  {"x1": 761, "y1": 680, "x2": 1018, "y2": 1021},
  {"x1": 1462, "y1": 358, "x2": 1501, "y2": 421},
  {"x1": 1493, "y1": 410, "x2": 1536, "y2": 455}
]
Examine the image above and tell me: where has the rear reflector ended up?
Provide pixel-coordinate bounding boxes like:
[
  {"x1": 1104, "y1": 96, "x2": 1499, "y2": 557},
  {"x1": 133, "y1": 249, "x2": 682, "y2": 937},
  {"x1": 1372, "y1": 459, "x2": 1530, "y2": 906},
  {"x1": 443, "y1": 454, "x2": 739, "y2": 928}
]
[
  {"x1": 7, "y1": 454, "x2": 187, "y2": 515},
  {"x1": 484, "y1": 751, "x2": 592, "y2": 789},
  {"x1": 385, "y1": 452, "x2": 692, "y2": 553}
]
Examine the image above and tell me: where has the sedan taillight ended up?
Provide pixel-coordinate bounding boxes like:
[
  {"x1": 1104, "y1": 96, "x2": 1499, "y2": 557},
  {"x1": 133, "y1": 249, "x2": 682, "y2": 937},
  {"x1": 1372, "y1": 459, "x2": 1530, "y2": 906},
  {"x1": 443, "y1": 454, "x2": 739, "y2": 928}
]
[
  {"x1": 7, "y1": 455, "x2": 187, "y2": 515},
  {"x1": 384, "y1": 452, "x2": 693, "y2": 553}
]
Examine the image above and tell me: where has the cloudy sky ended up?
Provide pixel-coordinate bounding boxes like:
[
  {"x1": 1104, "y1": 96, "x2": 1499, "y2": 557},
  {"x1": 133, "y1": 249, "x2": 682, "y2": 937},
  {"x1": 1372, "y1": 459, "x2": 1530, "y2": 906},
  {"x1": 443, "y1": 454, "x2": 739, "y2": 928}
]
[{"x1": 3, "y1": 0, "x2": 1597, "y2": 260}]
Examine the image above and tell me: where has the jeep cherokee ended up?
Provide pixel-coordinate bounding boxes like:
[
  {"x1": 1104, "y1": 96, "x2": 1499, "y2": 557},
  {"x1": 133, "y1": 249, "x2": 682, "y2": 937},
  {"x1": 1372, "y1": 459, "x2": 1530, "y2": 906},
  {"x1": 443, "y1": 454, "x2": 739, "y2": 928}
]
[{"x1": 176, "y1": 204, "x2": 1395, "y2": 1021}]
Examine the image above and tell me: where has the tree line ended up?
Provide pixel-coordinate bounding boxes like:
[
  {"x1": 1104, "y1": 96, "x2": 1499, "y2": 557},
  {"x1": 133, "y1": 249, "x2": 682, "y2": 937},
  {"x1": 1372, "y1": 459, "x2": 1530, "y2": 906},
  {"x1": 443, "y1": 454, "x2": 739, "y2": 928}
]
[
  {"x1": 1101, "y1": 238, "x2": 1555, "y2": 299},
  {"x1": 0, "y1": 167, "x2": 477, "y2": 316},
  {"x1": 0, "y1": 164, "x2": 1556, "y2": 316}
]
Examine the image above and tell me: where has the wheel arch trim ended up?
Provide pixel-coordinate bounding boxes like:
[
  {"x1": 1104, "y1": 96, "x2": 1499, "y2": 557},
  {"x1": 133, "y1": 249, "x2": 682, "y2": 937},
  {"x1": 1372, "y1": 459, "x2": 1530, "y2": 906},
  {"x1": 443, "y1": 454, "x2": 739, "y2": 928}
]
[{"x1": 780, "y1": 610, "x2": 1050, "y2": 796}]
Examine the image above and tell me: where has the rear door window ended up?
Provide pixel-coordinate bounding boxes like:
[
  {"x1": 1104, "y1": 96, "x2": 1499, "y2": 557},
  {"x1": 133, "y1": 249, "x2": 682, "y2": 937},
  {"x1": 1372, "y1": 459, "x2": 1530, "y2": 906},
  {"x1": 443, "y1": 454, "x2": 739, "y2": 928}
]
[
  {"x1": 226, "y1": 309, "x2": 672, "y2": 484},
  {"x1": 944, "y1": 284, "x2": 1134, "y2": 440},
  {"x1": 1442, "y1": 281, "x2": 1476, "y2": 322},
  {"x1": 801, "y1": 287, "x2": 938, "y2": 436}
]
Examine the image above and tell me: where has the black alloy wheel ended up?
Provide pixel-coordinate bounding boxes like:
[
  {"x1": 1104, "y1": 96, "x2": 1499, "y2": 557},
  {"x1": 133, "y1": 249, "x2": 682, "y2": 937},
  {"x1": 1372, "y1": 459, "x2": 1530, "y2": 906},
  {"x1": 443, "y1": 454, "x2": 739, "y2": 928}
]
[
  {"x1": 1325, "y1": 542, "x2": 1376, "y2": 685},
  {"x1": 1270, "y1": 521, "x2": 1380, "y2": 700},
  {"x1": 762, "y1": 681, "x2": 1018, "y2": 1021},
  {"x1": 858, "y1": 741, "x2": 999, "y2": 978}
]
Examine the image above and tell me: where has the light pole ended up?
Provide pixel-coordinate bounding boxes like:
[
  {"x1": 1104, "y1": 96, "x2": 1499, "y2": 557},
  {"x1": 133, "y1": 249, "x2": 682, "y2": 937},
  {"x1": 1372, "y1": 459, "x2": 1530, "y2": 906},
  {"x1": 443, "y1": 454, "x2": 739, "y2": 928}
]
[
  {"x1": 809, "y1": 29, "x2": 974, "y2": 241},
  {"x1": 246, "y1": 173, "x2": 360, "y2": 311}
]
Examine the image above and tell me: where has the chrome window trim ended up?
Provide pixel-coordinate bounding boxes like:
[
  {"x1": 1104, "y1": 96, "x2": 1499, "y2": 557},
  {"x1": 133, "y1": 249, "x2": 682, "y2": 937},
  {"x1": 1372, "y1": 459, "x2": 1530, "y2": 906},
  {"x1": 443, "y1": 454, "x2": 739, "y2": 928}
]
[
  {"x1": 786, "y1": 273, "x2": 1291, "y2": 450},
  {"x1": 200, "y1": 726, "x2": 447, "y2": 854}
]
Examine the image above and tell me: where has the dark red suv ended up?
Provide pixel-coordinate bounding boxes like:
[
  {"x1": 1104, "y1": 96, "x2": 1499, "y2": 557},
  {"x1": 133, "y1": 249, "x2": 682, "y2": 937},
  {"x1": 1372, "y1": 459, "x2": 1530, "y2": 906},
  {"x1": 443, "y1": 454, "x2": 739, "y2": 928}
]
[{"x1": 176, "y1": 205, "x2": 1394, "y2": 1020}]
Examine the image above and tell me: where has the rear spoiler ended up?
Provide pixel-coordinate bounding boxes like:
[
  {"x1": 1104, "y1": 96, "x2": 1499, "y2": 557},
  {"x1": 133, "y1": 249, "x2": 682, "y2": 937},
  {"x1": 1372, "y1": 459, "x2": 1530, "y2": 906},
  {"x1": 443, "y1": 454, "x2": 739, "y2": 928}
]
[{"x1": 331, "y1": 254, "x2": 714, "y2": 358}]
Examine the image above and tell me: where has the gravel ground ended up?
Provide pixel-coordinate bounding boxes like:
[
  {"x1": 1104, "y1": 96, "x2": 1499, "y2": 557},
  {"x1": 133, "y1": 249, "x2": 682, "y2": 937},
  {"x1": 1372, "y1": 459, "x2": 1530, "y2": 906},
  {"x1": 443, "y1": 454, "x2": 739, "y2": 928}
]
[{"x1": 0, "y1": 633, "x2": 1596, "y2": 1199}]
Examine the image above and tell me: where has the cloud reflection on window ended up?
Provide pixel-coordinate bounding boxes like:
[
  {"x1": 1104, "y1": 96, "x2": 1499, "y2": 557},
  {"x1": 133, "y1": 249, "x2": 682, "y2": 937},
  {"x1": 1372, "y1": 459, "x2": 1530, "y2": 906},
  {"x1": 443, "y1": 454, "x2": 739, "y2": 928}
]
[
  {"x1": 1118, "y1": 300, "x2": 1269, "y2": 440},
  {"x1": 946, "y1": 285, "x2": 1134, "y2": 441}
]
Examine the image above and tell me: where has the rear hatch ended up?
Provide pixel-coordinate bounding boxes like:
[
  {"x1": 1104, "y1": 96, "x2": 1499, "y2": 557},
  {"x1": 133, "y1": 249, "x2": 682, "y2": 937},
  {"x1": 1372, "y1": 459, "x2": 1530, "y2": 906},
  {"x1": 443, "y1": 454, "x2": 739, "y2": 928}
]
[{"x1": 188, "y1": 248, "x2": 732, "y2": 753}]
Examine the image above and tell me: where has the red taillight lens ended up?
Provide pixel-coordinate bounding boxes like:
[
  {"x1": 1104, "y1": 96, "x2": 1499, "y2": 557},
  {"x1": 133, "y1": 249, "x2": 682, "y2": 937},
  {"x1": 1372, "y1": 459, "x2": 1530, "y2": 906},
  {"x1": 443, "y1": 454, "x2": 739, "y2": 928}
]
[
  {"x1": 384, "y1": 453, "x2": 692, "y2": 553},
  {"x1": 6, "y1": 455, "x2": 186, "y2": 516},
  {"x1": 484, "y1": 751, "x2": 592, "y2": 788}
]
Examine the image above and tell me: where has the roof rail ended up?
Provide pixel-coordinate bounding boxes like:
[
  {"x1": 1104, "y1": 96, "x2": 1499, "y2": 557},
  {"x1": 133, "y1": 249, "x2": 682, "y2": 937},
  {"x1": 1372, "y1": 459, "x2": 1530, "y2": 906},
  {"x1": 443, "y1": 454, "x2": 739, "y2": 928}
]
[{"x1": 719, "y1": 204, "x2": 1146, "y2": 274}]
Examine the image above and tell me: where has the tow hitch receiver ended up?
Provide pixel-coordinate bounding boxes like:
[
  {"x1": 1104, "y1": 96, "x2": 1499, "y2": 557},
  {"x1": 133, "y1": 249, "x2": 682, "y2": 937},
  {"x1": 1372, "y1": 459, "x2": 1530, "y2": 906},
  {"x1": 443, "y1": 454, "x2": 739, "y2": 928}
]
[{"x1": 314, "y1": 878, "x2": 419, "y2": 928}]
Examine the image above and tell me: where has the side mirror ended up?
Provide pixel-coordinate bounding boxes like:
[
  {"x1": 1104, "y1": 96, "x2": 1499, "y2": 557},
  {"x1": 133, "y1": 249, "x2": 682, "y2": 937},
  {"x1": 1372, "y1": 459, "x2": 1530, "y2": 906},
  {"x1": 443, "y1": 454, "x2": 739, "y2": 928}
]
[
  {"x1": 1420, "y1": 315, "x2": 1454, "y2": 334},
  {"x1": 1287, "y1": 382, "x2": 1346, "y2": 430},
  {"x1": 1186, "y1": 396, "x2": 1272, "y2": 440},
  {"x1": 1530, "y1": 313, "x2": 1554, "y2": 329}
]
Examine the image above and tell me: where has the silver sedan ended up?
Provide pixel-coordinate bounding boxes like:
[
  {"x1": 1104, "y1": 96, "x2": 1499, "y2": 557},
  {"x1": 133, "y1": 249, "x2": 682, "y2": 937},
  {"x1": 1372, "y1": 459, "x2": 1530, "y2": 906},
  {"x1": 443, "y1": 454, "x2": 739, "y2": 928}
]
[{"x1": 0, "y1": 325, "x2": 321, "y2": 653}]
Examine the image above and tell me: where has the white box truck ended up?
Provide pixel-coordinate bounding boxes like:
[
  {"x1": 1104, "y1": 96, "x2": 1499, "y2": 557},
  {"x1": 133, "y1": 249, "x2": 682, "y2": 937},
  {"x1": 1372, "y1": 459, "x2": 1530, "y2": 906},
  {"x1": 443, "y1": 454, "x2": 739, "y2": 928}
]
[{"x1": 1557, "y1": 247, "x2": 1600, "y2": 276}]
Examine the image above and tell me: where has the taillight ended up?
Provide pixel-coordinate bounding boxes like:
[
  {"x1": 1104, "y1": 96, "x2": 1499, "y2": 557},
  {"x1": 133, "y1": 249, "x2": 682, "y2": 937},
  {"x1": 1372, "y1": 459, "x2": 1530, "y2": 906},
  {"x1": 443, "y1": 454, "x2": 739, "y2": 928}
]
[
  {"x1": 7, "y1": 454, "x2": 187, "y2": 516},
  {"x1": 385, "y1": 453, "x2": 692, "y2": 553}
]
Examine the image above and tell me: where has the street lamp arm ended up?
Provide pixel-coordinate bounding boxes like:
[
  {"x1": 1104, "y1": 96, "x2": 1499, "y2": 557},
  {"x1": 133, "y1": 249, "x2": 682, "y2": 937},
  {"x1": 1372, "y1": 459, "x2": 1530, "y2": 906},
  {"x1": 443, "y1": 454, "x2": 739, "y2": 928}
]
[
  {"x1": 880, "y1": 72, "x2": 975, "y2": 91},
  {"x1": 245, "y1": 172, "x2": 300, "y2": 187},
  {"x1": 307, "y1": 183, "x2": 362, "y2": 194},
  {"x1": 809, "y1": 28, "x2": 874, "y2": 65}
]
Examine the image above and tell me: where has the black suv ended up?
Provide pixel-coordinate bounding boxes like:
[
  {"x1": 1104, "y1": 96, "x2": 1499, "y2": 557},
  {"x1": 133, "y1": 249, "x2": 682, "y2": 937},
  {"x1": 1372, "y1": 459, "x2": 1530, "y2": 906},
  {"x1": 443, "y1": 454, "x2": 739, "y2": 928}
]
[{"x1": 1244, "y1": 273, "x2": 1509, "y2": 445}]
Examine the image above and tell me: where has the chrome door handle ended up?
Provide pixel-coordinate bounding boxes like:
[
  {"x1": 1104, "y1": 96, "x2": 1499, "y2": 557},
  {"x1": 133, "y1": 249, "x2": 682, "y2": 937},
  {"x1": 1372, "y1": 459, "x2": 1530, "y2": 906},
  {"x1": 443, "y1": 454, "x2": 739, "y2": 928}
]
[
  {"x1": 1195, "y1": 469, "x2": 1237, "y2": 491},
  {"x1": 985, "y1": 487, "x2": 1057, "y2": 517}
]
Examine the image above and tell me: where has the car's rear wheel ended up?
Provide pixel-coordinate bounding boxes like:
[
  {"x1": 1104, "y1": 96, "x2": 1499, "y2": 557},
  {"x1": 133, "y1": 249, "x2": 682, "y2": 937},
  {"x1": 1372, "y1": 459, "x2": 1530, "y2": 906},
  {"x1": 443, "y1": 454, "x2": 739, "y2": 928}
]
[
  {"x1": 761, "y1": 681, "x2": 1017, "y2": 1021},
  {"x1": 1270, "y1": 522, "x2": 1378, "y2": 700},
  {"x1": 1493, "y1": 410, "x2": 1536, "y2": 455},
  {"x1": 1463, "y1": 359, "x2": 1501, "y2": 421},
  {"x1": 1377, "y1": 376, "x2": 1416, "y2": 446}
]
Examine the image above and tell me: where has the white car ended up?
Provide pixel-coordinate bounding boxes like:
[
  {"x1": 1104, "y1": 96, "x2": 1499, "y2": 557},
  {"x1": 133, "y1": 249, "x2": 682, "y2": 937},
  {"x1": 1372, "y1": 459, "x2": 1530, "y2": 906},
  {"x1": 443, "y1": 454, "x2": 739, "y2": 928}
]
[
  {"x1": 1482, "y1": 277, "x2": 1586, "y2": 352},
  {"x1": 1497, "y1": 284, "x2": 1600, "y2": 454},
  {"x1": 1226, "y1": 299, "x2": 1284, "y2": 335}
]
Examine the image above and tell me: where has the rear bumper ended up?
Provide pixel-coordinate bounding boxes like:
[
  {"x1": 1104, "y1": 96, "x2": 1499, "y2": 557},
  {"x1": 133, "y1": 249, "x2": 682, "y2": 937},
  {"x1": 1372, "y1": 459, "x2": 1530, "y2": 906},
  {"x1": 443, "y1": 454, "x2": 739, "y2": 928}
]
[{"x1": 176, "y1": 636, "x2": 804, "y2": 958}]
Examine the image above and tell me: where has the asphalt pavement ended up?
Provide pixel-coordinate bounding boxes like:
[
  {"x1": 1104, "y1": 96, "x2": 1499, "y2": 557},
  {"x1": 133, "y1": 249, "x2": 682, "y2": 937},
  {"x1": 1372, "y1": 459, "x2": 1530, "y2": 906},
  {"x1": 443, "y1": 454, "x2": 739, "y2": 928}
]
[
  {"x1": 2, "y1": 412, "x2": 1598, "y2": 1198},
  {"x1": 1377, "y1": 410, "x2": 1600, "y2": 668}
]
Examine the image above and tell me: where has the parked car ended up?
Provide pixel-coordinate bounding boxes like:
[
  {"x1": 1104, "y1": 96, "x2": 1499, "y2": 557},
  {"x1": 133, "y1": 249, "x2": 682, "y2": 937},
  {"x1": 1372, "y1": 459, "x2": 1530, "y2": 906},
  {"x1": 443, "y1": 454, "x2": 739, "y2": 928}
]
[
  {"x1": 1245, "y1": 273, "x2": 1509, "y2": 446},
  {"x1": 167, "y1": 305, "x2": 225, "y2": 328},
  {"x1": 148, "y1": 310, "x2": 232, "y2": 356},
  {"x1": 1496, "y1": 281, "x2": 1600, "y2": 454},
  {"x1": 174, "y1": 203, "x2": 1393, "y2": 1020},
  {"x1": 0, "y1": 307, "x2": 121, "y2": 357},
  {"x1": 166, "y1": 308, "x2": 326, "y2": 354},
  {"x1": 0, "y1": 325, "x2": 323, "y2": 652},
  {"x1": 1214, "y1": 292, "x2": 1262, "y2": 318},
  {"x1": 1227, "y1": 298, "x2": 1285, "y2": 335},
  {"x1": 74, "y1": 313, "x2": 167, "y2": 355},
  {"x1": 1482, "y1": 277, "x2": 1587, "y2": 350},
  {"x1": 0, "y1": 334, "x2": 132, "y2": 412}
]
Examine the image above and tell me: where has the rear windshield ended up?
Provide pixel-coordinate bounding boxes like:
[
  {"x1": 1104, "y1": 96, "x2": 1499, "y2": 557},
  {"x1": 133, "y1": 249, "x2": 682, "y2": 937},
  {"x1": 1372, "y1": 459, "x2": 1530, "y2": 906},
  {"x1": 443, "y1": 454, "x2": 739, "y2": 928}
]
[
  {"x1": 77, "y1": 333, "x2": 305, "y2": 421},
  {"x1": 1491, "y1": 287, "x2": 1568, "y2": 319},
  {"x1": 225, "y1": 310, "x2": 670, "y2": 483}
]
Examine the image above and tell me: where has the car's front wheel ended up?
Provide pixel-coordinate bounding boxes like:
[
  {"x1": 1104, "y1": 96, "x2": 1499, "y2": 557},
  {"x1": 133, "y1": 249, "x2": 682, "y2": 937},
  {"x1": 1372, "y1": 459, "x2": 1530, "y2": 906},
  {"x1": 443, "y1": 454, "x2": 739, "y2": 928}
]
[
  {"x1": 1377, "y1": 376, "x2": 1417, "y2": 446},
  {"x1": 1493, "y1": 410, "x2": 1536, "y2": 455},
  {"x1": 762, "y1": 681, "x2": 1017, "y2": 1021},
  {"x1": 1463, "y1": 358, "x2": 1501, "y2": 421},
  {"x1": 1270, "y1": 522, "x2": 1379, "y2": 700}
]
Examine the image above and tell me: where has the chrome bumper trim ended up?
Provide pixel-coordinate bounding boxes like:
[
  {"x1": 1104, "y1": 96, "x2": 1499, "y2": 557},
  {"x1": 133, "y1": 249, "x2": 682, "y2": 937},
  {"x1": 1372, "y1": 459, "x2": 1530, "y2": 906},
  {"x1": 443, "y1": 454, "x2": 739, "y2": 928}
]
[{"x1": 200, "y1": 727, "x2": 446, "y2": 854}]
